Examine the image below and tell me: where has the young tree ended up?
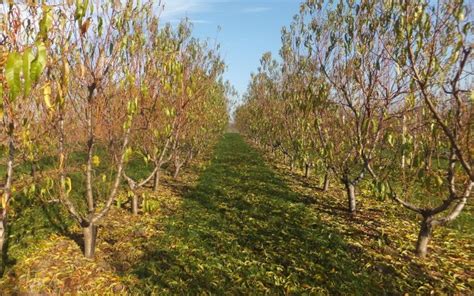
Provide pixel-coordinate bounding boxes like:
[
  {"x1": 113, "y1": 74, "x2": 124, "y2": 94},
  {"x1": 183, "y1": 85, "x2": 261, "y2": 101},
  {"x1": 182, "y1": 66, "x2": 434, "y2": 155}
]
[
  {"x1": 123, "y1": 20, "x2": 228, "y2": 213},
  {"x1": 301, "y1": 0, "x2": 400, "y2": 213},
  {"x1": 381, "y1": 0, "x2": 473, "y2": 257},
  {"x1": 120, "y1": 14, "x2": 168, "y2": 215},
  {"x1": 169, "y1": 38, "x2": 226, "y2": 179},
  {"x1": 50, "y1": 1, "x2": 153, "y2": 258},
  {"x1": 0, "y1": 3, "x2": 50, "y2": 268},
  {"x1": 237, "y1": 53, "x2": 284, "y2": 157}
]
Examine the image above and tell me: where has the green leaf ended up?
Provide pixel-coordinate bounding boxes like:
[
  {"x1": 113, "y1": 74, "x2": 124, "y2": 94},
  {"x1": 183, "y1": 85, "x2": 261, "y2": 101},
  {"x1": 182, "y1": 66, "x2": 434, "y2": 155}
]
[
  {"x1": 30, "y1": 42, "x2": 47, "y2": 83},
  {"x1": 38, "y1": 6, "x2": 53, "y2": 41},
  {"x1": 98, "y1": 16, "x2": 103, "y2": 36},
  {"x1": 436, "y1": 175, "x2": 443, "y2": 187},
  {"x1": 5, "y1": 52, "x2": 22, "y2": 101},
  {"x1": 22, "y1": 48, "x2": 35, "y2": 96},
  {"x1": 75, "y1": 0, "x2": 88, "y2": 21}
]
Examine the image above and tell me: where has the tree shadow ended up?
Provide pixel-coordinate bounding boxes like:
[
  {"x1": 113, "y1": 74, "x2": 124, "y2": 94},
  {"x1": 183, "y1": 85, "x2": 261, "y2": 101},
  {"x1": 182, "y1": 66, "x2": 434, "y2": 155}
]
[
  {"x1": 38, "y1": 203, "x2": 85, "y2": 253},
  {"x1": 130, "y1": 133, "x2": 418, "y2": 294},
  {"x1": 0, "y1": 195, "x2": 80, "y2": 277},
  {"x1": 1, "y1": 223, "x2": 13, "y2": 277}
]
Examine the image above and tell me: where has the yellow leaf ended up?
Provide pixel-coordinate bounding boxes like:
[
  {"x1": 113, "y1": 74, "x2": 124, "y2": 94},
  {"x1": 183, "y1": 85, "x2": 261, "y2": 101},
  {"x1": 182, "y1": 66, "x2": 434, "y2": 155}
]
[
  {"x1": 44, "y1": 84, "x2": 52, "y2": 109},
  {"x1": 80, "y1": 63, "x2": 85, "y2": 78},
  {"x1": 65, "y1": 177, "x2": 72, "y2": 195},
  {"x1": 92, "y1": 155, "x2": 100, "y2": 167}
]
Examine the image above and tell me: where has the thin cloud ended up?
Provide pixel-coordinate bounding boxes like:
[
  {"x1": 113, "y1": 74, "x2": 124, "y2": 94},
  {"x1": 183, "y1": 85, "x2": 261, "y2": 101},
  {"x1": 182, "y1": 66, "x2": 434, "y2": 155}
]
[
  {"x1": 242, "y1": 7, "x2": 271, "y2": 13},
  {"x1": 192, "y1": 19, "x2": 212, "y2": 24},
  {"x1": 161, "y1": 0, "x2": 226, "y2": 19},
  {"x1": 167, "y1": 18, "x2": 212, "y2": 25}
]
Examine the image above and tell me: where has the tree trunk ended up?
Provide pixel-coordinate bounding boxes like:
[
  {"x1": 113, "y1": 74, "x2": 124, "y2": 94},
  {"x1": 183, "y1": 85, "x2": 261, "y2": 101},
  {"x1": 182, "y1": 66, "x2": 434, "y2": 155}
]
[
  {"x1": 188, "y1": 151, "x2": 194, "y2": 163},
  {"x1": 30, "y1": 161, "x2": 37, "y2": 179},
  {"x1": 304, "y1": 163, "x2": 310, "y2": 178},
  {"x1": 323, "y1": 172, "x2": 330, "y2": 191},
  {"x1": 401, "y1": 114, "x2": 406, "y2": 170},
  {"x1": 344, "y1": 180, "x2": 356, "y2": 213},
  {"x1": 132, "y1": 193, "x2": 139, "y2": 215},
  {"x1": 153, "y1": 169, "x2": 161, "y2": 192},
  {"x1": 0, "y1": 216, "x2": 6, "y2": 259},
  {"x1": 426, "y1": 149, "x2": 433, "y2": 172},
  {"x1": 173, "y1": 163, "x2": 182, "y2": 179},
  {"x1": 1, "y1": 126, "x2": 14, "y2": 270},
  {"x1": 415, "y1": 217, "x2": 433, "y2": 258},
  {"x1": 83, "y1": 223, "x2": 98, "y2": 258},
  {"x1": 184, "y1": 151, "x2": 194, "y2": 168}
]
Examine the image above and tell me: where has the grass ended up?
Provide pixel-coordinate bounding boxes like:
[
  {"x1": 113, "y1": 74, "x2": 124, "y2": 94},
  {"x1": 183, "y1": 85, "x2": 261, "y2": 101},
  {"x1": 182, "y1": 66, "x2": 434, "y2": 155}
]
[
  {"x1": 0, "y1": 133, "x2": 471, "y2": 294},
  {"x1": 130, "y1": 133, "x2": 419, "y2": 294},
  {"x1": 259, "y1": 139, "x2": 473, "y2": 294},
  {"x1": 0, "y1": 151, "x2": 186, "y2": 294}
]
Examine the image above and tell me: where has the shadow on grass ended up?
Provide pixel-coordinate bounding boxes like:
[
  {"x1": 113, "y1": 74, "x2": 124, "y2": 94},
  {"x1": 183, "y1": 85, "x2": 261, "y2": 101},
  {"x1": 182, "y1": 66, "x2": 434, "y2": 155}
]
[
  {"x1": 1, "y1": 191, "x2": 77, "y2": 277},
  {"x1": 131, "y1": 133, "x2": 404, "y2": 294}
]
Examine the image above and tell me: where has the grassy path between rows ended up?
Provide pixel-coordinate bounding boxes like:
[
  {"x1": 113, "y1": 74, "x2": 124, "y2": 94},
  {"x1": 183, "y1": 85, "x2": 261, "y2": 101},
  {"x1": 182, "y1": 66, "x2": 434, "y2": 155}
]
[{"x1": 131, "y1": 133, "x2": 396, "y2": 294}]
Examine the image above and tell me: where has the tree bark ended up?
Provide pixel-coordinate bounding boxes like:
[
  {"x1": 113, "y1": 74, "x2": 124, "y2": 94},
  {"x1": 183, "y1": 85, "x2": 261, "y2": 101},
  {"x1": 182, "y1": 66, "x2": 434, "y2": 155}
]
[
  {"x1": 151, "y1": 133, "x2": 173, "y2": 193},
  {"x1": 304, "y1": 163, "x2": 310, "y2": 178},
  {"x1": 344, "y1": 180, "x2": 356, "y2": 213},
  {"x1": 401, "y1": 114, "x2": 406, "y2": 170},
  {"x1": 132, "y1": 193, "x2": 139, "y2": 215},
  {"x1": 83, "y1": 223, "x2": 98, "y2": 259},
  {"x1": 0, "y1": 217, "x2": 5, "y2": 258},
  {"x1": 30, "y1": 161, "x2": 37, "y2": 179},
  {"x1": 187, "y1": 151, "x2": 194, "y2": 165},
  {"x1": 153, "y1": 169, "x2": 161, "y2": 192},
  {"x1": 0, "y1": 216, "x2": 5, "y2": 275},
  {"x1": 1, "y1": 124, "x2": 15, "y2": 269},
  {"x1": 323, "y1": 172, "x2": 330, "y2": 191},
  {"x1": 415, "y1": 217, "x2": 433, "y2": 258},
  {"x1": 173, "y1": 163, "x2": 182, "y2": 179},
  {"x1": 426, "y1": 148, "x2": 433, "y2": 172}
]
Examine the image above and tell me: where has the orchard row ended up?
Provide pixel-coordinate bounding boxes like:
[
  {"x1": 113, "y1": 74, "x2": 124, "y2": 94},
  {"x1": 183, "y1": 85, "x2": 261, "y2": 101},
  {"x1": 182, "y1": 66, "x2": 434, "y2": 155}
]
[
  {"x1": 236, "y1": 0, "x2": 472, "y2": 258},
  {"x1": 0, "y1": 1, "x2": 229, "y2": 260}
]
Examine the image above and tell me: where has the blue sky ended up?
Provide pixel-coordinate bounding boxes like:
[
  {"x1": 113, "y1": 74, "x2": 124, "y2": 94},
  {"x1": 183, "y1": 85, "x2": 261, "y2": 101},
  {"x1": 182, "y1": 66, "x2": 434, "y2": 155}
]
[{"x1": 161, "y1": 0, "x2": 299, "y2": 103}]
